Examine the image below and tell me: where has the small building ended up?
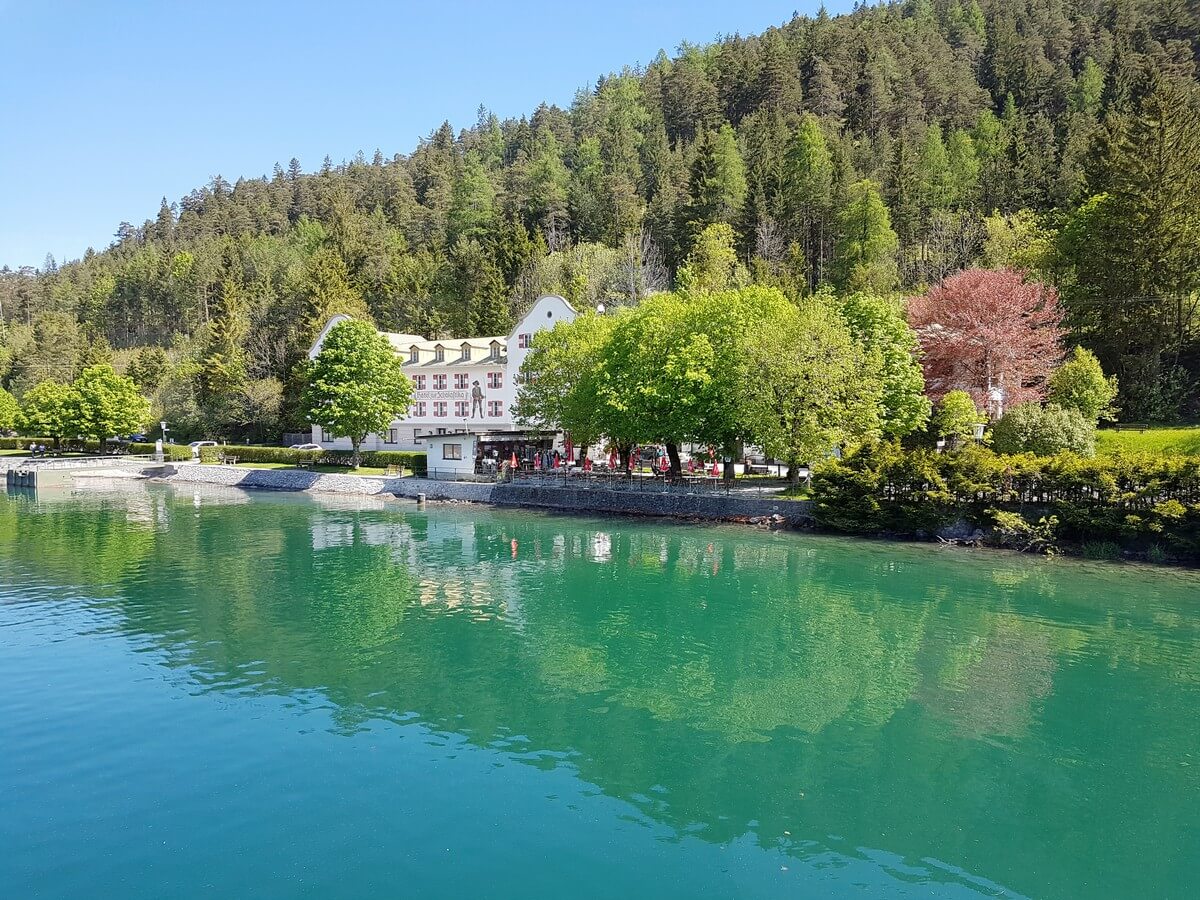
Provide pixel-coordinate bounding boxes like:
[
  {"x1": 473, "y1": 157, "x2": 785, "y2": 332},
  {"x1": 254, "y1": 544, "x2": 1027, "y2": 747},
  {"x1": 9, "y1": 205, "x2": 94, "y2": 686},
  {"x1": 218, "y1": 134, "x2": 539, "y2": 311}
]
[
  {"x1": 307, "y1": 295, "x2": 576, "y2": 452},
  {"x1": 416, "y1": 429, "x2": 560, "y2": 479}
]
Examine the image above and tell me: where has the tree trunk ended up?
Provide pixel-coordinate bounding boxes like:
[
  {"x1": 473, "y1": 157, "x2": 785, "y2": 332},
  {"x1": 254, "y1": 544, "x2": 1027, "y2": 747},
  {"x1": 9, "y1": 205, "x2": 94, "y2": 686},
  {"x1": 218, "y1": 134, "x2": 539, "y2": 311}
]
[
  {"x1": 620, "y1": 445, "x2": 632, "y2": 472},
  {"x1": 787, "y1": 462, "x2": 799, "y2": 487},
  {"x1": 351, "y1": 436, "x2": 361, "y2": 469},
  {"x1": 723, "y1": 459, "x2": 736, "y2": 484},
  {"x1": 665, "y1": 442, "x2": 682, "y2": 477}
]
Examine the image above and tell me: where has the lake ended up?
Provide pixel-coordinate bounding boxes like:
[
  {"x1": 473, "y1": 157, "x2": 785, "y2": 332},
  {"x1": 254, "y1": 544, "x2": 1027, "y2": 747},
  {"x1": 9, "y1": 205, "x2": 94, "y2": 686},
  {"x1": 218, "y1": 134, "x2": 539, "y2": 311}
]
[{"x1": 2, "y1": 481, "x2": 1198, "y2": 899}]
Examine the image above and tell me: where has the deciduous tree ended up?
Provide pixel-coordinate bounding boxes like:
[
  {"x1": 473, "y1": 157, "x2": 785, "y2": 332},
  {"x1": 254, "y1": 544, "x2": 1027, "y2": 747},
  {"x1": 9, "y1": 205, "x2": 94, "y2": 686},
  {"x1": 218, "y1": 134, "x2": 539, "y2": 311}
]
[
  {"x1": 303, "y1": 319, "x2": 413, "y2": 468},
  {"x1": 907, "y1": 269, "x2": 1064, "y2": 412},
  {"x1": 68, "y1": 365, "x2": 151, "y2": 448}
]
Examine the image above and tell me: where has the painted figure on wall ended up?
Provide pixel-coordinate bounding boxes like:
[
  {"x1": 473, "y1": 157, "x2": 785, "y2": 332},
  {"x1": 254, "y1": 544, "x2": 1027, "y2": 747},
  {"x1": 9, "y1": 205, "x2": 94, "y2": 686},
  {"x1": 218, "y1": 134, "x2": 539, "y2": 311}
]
[{"x1": 471, "y1": 380, "x2": 485, "y2": 418}]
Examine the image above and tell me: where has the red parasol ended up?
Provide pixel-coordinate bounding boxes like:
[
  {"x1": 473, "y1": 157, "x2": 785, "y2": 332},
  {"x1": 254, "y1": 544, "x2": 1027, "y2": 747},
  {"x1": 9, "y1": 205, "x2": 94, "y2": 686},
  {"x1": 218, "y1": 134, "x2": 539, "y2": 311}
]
[
  {"x1": 659, "y1": 455, "x2": 669, "y2": 473},
  {"x1": 510, "y1": 452, "x2": 518, "y2": 469},
  {"x1": 534, "y1": 454, "x2": 542, "y2": 470}
]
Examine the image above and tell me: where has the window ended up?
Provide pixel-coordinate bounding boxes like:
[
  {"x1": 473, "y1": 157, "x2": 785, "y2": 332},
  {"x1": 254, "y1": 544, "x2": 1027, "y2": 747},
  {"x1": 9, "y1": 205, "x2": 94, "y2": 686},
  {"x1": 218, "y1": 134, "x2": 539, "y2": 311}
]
[
  {"x1": 487, "y1": 371, "x2": 502, "y2": 389},
  {"x1": 413, "y1": 374, "x2": 426, "y2": 391},
  {"x1": 321, "y1": 428, "x2": 334, "y2": 442},
  {"x1": 460, "y1": 344, "x2": 471, "y2": 362},
  {"x1": 433, "y1": 345, "x2": 444, "y2": 363},
  {"x1": 518, "y1": 333, "x2": 531, "y2": 349},
  {"x1": 454, "y1": 400, "x2": 469, "y2": 417},
  {"x1": 409, "y1": 347, "x2": 419, "y2": 364},
  {"x1": 433, "y1": 401, "x2": 447, "y2": 418},
  {"x1": 454, "y1": 372, "x2": 469, "y2": 390},
  {"x1": 433, "y1": 374, "x2": 447, "y2": 390},
  {"x1": 488, "y1": 400, "x2": 503, "y2": 417},
  {"x1": 443, "y1": 443, "x2": 462, "y2": 460},
  {"x1": 415, "y1": 402, "x2": 426, "y2": 417},
  {"x1": 386, "y1": 429, "x2": 397, "y2": 444},
  {"x1": 490, "y1": 341, "x2": 501, "y2": 359}
]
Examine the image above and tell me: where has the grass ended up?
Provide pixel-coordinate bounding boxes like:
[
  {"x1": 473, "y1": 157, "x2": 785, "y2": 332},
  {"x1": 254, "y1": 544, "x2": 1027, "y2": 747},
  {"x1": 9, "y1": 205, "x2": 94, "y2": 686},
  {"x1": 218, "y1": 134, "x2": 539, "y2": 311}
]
[{"x1": 1095, "y1": 425, "x2": 1200, "y2": 457}]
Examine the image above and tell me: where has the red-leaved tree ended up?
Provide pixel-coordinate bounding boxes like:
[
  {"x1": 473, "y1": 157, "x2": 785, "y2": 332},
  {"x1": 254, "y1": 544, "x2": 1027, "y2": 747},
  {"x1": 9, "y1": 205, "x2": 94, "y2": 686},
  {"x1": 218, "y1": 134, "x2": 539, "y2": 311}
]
[{"x1": 907, "y1": 268, "x2": 1065, "y2": 415}]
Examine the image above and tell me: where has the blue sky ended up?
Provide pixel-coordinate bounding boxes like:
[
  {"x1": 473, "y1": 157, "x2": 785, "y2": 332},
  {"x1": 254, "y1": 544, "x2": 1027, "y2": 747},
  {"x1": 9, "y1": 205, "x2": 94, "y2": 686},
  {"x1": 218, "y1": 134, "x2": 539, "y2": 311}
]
[{"x1": 0, "y1": 0, "x2": 852, "y2": 270}]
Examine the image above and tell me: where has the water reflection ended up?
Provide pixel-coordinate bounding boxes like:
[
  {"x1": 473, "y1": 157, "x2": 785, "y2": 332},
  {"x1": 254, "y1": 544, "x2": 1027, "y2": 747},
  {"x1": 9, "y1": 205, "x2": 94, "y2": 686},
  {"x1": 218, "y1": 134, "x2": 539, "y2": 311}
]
[{"x1": 3, "y1": 484, "x2": 1199, "y2": 898}]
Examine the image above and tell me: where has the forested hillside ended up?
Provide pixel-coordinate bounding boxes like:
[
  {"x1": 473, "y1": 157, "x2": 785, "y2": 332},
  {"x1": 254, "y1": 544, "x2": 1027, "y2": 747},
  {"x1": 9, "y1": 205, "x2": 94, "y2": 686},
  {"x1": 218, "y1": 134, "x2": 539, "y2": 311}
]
[{"x1": 2, "y1": 0, "x2": 1198, "y2": 438}]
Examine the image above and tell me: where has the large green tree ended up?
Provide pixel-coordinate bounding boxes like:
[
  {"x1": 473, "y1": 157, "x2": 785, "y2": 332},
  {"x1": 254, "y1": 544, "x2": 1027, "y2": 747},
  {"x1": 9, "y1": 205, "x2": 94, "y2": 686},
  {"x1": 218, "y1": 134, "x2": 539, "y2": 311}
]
[
  {"x1": 302, "y1": 319, "x2": 413, "y2": 468},
  {"x1": 514, "y1": 312, "x2": 615, "y2": 452},
  {"x1": 743, "y1": 298, "x2": 882, "y2": 483},
  {"x1": 839, "y1": 292, "x2": 930, "y2": 438},
  {"x1": 68, "y1": 365, "x2": 151, "y2": 448},
  {"x1": 17, "y1": 380, "x2": 75, "y2": 447}
]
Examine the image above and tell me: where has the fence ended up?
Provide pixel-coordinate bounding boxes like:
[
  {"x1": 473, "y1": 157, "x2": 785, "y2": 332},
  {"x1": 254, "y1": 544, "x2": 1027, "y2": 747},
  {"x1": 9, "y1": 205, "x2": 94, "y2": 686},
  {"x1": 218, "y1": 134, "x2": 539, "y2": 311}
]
[
  {"x1": 24, "y1": 454, "x2": 159, "y2": 470},
  {"x1": 509, "y1": 469, "x2": 793, "y2": 497}
]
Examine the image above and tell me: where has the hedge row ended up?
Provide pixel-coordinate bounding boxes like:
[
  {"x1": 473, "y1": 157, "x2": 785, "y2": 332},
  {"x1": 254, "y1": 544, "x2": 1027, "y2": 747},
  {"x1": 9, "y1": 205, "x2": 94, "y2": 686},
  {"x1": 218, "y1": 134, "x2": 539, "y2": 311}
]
[
  {"x1": 811, "y1": 443, "x2": 1200, "y2": 557},
  {"x1": 1, "y1": 437, "x2": 193, "y2": 462},
  {"x1": 197, "y1": 444, "x2": 426, "y2": 475}
]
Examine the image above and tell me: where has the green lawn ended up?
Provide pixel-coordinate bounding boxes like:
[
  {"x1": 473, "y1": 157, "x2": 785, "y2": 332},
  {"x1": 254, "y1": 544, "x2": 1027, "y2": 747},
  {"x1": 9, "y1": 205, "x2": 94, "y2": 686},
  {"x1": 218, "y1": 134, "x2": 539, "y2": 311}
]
[{"x1": 1095, "y1": 426, "x2": 1200, "y2": 457}]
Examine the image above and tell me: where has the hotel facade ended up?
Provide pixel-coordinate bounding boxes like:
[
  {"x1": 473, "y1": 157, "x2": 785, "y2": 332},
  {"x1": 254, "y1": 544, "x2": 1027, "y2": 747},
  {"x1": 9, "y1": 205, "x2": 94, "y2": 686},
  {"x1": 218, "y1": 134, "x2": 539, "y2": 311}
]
[{"x1": 308, "y1": 294, "x2": 576, "y2": 453}]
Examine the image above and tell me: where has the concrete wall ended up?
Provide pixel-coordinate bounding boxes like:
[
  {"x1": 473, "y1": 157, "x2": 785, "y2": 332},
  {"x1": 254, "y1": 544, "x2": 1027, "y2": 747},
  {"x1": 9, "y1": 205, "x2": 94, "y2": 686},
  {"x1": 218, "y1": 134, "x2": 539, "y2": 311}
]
[{"x1": 156, "y1": 465, "x2": 813, "y2": 524}]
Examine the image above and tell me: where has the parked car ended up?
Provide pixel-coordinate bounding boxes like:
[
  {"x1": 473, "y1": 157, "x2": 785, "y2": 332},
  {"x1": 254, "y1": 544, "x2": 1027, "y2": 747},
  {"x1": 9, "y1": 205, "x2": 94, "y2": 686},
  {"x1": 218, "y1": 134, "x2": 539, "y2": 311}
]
[
  {"x1": 288, "y1": 443, "x2": 322, "y2": 451},
  {"x1": 188, "y1": 440, "x2": 218, "y2": 458},
  {"x1": 125, "y1": 433, "x2": 147, "y2": 443}
]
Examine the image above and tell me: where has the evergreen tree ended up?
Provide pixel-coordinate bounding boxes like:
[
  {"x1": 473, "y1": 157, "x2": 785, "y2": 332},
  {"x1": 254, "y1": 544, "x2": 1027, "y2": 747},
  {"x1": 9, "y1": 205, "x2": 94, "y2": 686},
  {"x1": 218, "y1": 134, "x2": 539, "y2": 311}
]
[
  {"x1": 832, "y1": 180, "x2": 899, "y2": 294},
  {"x1": 685, "y1": 123, "x2": 748, "y2": 238}
]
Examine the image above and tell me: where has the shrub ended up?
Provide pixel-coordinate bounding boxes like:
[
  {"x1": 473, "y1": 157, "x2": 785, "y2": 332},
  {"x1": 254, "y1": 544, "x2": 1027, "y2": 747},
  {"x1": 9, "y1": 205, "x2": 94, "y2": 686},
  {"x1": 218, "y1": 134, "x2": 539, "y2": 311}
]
[
  {"x1": 1, "y1": 436, "x2": 191, "y2": 461},
  {"x1": 990, "y1": 403, "x2": 1096, "y2": 457},
  {"x1": 811, "y1": 443, "x2": 1200, "y2": 558},
  {"x1": 988, "y1": 509, "x2": 1059, "y2": 555},
  {"x1": 195, "y1": 443, "x2": 426, "y2": 475}
]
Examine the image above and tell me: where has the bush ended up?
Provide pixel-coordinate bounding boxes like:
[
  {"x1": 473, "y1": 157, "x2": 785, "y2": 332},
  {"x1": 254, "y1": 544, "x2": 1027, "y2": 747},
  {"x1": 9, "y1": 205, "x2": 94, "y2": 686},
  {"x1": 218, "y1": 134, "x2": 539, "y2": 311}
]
[
  {"x1": 196, "y1": 443, "x2": 426, "y2": 475},
  {"x1": 1, "y1": 436, "x2": 191, "y2": 461},
  {"x1": 811, "y1": 442, "x2": 1200, "y2": 558},
  {"x1": 990, "y1": 403, "x2": 1096, "y2": 457}
]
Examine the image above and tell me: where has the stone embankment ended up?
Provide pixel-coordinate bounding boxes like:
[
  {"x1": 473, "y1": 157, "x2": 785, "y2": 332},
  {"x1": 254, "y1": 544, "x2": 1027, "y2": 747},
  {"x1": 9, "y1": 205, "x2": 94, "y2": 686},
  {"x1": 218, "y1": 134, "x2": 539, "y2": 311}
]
[{"x1": 155, "y1": 464, "x2": 813, "y2": 525}]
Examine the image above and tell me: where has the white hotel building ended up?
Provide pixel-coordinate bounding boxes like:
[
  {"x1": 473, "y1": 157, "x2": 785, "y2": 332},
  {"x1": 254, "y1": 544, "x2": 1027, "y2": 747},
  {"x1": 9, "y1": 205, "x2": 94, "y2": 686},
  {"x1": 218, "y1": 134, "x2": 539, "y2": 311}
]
[{"x1": 308, "y1": 294, "x2": 576, "y2": 453}]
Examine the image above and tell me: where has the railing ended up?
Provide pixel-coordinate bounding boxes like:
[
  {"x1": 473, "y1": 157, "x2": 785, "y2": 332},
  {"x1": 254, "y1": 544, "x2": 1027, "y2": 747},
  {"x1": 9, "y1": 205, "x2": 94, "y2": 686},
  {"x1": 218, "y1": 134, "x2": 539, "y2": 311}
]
[
  {"x1": 508, "y1": 469, "x2": 794, "y2": 496},
  {"x1": 24, "y1": 454, "x2": 159, "y2": 470},
  {"x1": 424, "y1": 468, "x2": 498, "y2": 483}
]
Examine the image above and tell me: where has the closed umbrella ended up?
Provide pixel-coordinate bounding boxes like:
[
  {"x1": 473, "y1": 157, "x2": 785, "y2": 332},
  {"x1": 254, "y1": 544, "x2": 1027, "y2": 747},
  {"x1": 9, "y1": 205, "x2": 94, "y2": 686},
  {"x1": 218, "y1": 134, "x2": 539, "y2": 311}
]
[
  {"x1": 510, "y1": 452, "x2": 518, "y2": 469},
  {"x1": 659, "y1": 455, "x2": 669, "y2": 473},
  {"x1": 564, "y1": 433, "x2": 574, "y2": 463}
]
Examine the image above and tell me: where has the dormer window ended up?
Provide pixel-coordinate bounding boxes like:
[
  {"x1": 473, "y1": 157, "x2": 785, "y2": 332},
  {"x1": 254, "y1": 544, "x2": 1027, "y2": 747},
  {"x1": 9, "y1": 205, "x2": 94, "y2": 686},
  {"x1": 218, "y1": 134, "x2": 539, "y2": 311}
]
[
  {"x1": 489, "y1": 340, "x2": 501, "y2": 360},
  {"x1": 460, "y1": 343, "x2": 471, "y2": 362},
  {"x1": 433, "y1": 344, "x2": 444, "y2": 363},
  {"x1": 409, "y1": 346, "x2": 420, "y2": 364}
]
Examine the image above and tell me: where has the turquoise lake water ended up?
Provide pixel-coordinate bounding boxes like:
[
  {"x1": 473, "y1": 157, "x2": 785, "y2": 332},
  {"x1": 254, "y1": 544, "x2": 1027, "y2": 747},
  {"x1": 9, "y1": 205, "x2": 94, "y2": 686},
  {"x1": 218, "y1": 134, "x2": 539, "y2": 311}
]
[{"x1": 2, "y1": 481, "x2": 1198, "y2": 898}]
